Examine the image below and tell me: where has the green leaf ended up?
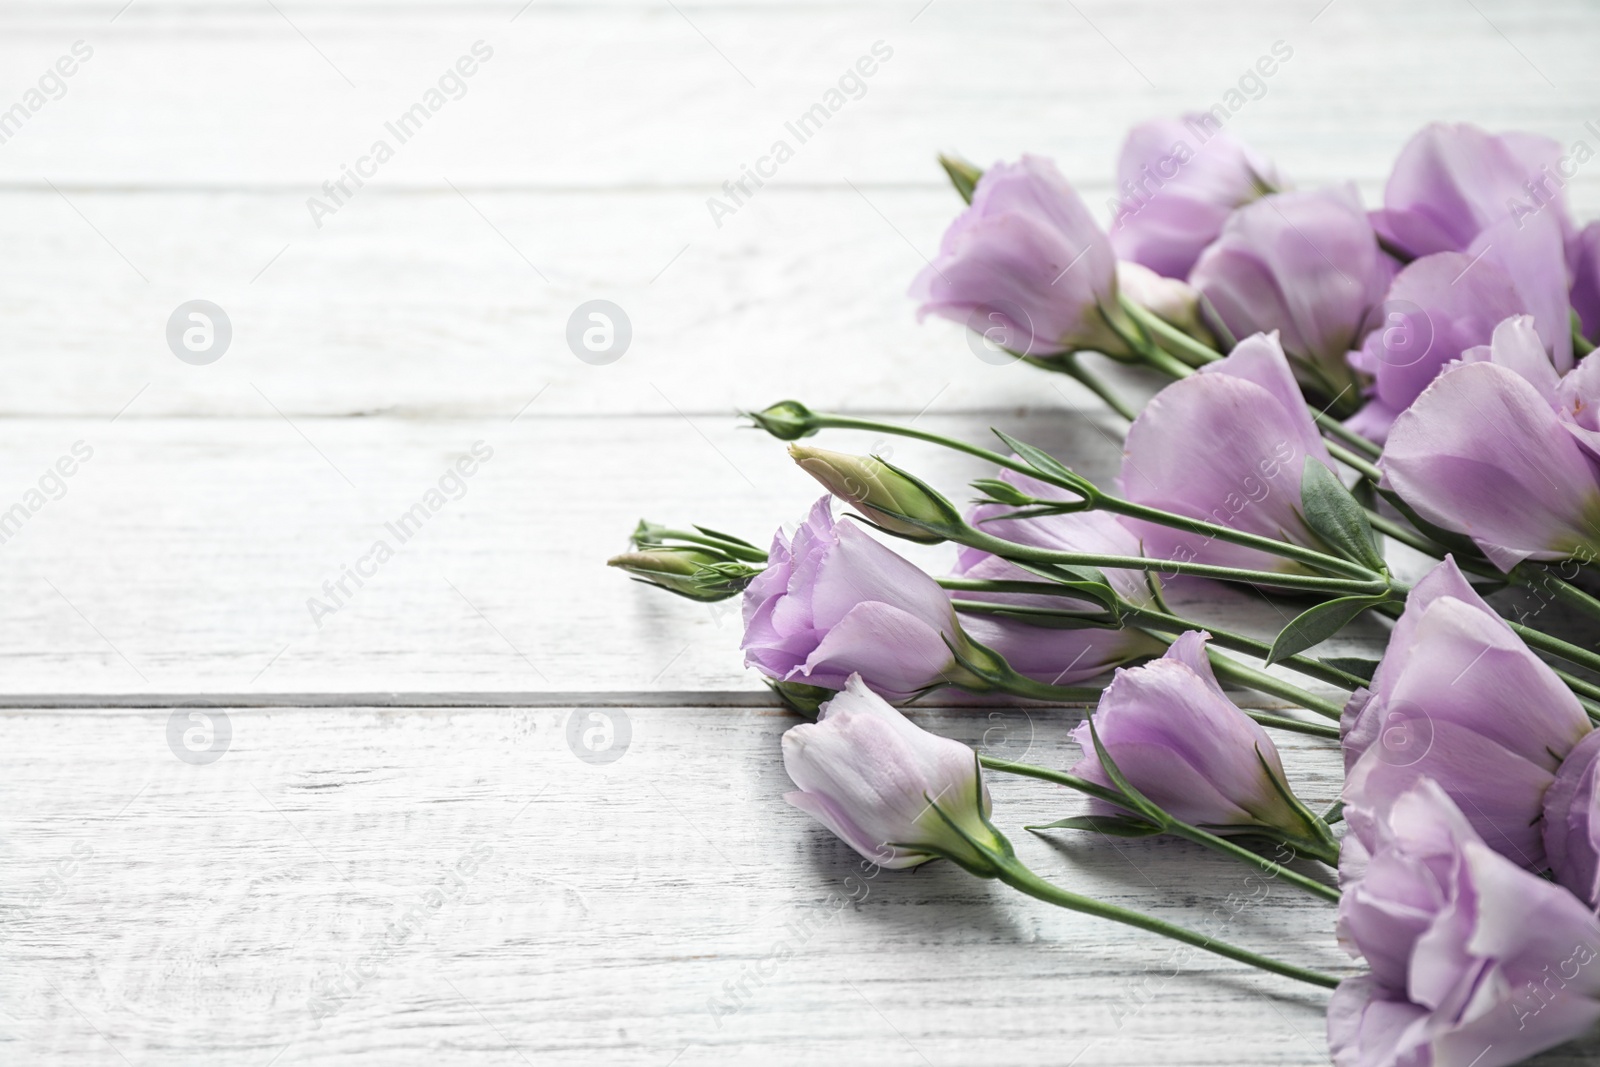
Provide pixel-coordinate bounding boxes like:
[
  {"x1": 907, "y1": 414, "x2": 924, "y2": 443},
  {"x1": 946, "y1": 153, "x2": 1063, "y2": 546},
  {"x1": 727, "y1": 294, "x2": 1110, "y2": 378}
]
[
  {"x1": 1083, "y1": 715, "x2": 1168, "y2": 824},
  {"x1": 938, "y1": 154, "x2": 982, "y2": 204},
  {"x1": 1300, "y1": 458, "x2": 1386, "y2": 572},
  {"x1": 1030, "y1": 814, "x2": 1163, "y2": 838},
  {"x1": 990, "y1": 430, "x2": 1096, "y2": 499},
  {"x1": 1267, "y1": 595, "x2": 1385, "y2": 664},
  {"x1": 693, "y1": 525, "x2": 762, "y2": 551},
  {"x1": 1001, "y1": 559, "x2": 1120, "y2": 614},
  {"x1": 969, "y1": 478, "x2": 1035, "y2": 506}
]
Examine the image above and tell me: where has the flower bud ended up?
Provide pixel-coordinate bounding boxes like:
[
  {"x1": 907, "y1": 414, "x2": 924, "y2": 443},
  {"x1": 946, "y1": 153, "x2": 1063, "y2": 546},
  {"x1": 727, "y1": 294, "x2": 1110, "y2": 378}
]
[
  {"x1": 910, "y1": 155, "x2": 1136, "y2": 361},
  {"x1": 743, "y1": 497, "x2": 991, "y2": 701},
  {"x1": 607, "y1": 547, "x2": 750, "y2": 602},
  {"x1": 746, "y1": 400, "x2": 819, "y2": 442},
  {"x1": 788, "y1": 444, "x2": 962, "y2": 544},
  {"x1": 782, "y1": 673, "x2": 1003, "y2": 870},
  {"x1": 1070, "y1": 631, "x2": 1322, "y2": 843},
  {"x1": 937, "y1": 154, "x2": 982, "y2": 204}
]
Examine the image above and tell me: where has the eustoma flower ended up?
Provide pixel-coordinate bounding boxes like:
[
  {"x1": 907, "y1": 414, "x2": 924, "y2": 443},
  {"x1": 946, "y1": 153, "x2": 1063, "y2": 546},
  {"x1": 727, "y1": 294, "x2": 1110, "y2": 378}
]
[
  {"x1": 1341, "y1": 556, "x2": 1594, "y2": 874},
  {"x1": 1382, "y1": 315, "x2": 1600, "y2": 570},
  {"x1": 953, "y1": 466, "x2": 1164, "y2": 684},
  {"x1": 1069, "y1": 631, "x2": 1329, "y2": 850},
  {"x1": 1190, "y1": 186, "x2": 1392, "y2": 400},
  {"x1": 1344, "y1": 252, "x2": 1528, "y2": 441},
  {"x1": 1571, "y1": 221, "x2": 1600, "y2": 344},
  {"x1": 1120, "y1": 331, "x2": 1335, "y2": 574},
  {"x1": 1108, "y1": 114, "x2": 1283, "y2": 280},
  {"x1": 781, "y1": 674, "x2": 1001, "y2": 870},
  {"x1": 910, "y1": 155, "x2": 1135, "y2": 359},
  {"x1": 741, "y1": 497, "x2": 983, "y2": 701},
  {"x1": 1371, "y1": 121, "x2": 1572, "y2": 257},
  {"x1": 1331, "y1": 780, "x2": 1600, "y2": 1067},
  {"x1": 1545, "y1": 731, "x2": 1600, "y2": 910},
  {"x1": 1370, "y1": 121, "x2": 1573, "y2": 372}
]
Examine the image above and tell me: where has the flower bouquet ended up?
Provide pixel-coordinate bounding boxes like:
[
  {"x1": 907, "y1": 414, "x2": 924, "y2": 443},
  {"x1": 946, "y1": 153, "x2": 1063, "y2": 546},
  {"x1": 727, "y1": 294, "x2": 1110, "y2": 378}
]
[{"x1": 610, "y1": 119, "x2": 1600, "y2": 1066}]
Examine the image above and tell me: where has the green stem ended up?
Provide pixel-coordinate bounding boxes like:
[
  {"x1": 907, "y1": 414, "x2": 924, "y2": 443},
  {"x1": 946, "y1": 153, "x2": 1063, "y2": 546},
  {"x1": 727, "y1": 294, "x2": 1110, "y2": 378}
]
[
  {"x1": 983, "y1": 757, "x2": 1341, "y2": 893},
  {"x1": 984, "y1": 670, "x2": 1105, "y2": 705},
  {"x1": 1121, "y1": 298, "x2": 1220, "y2": 367},
  {"x1": 1204, "y1": 652, "x2": 1347, "y2": 722},
  {"x1": 1575, "y1": 323, "x2": 1596, "y2": 358},
  {"x1": 789, "y1": 412, "x2": 1383, "y2": 582},
  {"x1": 1024, "y1": 354, "x2": 1139, "y2": 421},
  {"x1": 989, "y1": 855, "x2": 1342, "y2": 988},
  {"x1": 638, "y1": 527, "x2": 768, "y2": 562},
  {"x1": 982, "y1": 668, "x2": 1339, "y2": 737},
  {"x1": 1316, "y1": 413, "x2": 1384, "y2": 460},
  {"x1": 1325, "y1": 440, "x2": 1383, "y2": 482},
  {"x1": 1511, "y1": 622, "x2": 1600, "y2": 684},
  {"x1": 1365, "y1": 510, "x2": 1442, "y2": 559},
  {"x1": 961, "y1": 527, "x2": 1390, "y2": 598},
  {"x1": 1125, "y1": 328, "x2": 1202, "y2": 380},
  {"x1": 939, "y1": 579, "x2": 1366, "y2": 692},
  {"x1": 1095, "y1": 498, "x2": 1375, "y2": 580},
  {"x1": 1511, "y1": 563, "x2": 1600, "y2": 629},
  {"x1": 1120, "y1": 605, "x2": 1366, "y2": 691}
]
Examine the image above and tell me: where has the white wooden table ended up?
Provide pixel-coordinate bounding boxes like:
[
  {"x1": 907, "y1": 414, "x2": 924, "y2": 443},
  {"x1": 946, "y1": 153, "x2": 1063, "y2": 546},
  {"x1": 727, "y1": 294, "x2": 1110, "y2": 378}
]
[{"x1": 2, "y1": 2, "x2": 1599, "y2": 1063}]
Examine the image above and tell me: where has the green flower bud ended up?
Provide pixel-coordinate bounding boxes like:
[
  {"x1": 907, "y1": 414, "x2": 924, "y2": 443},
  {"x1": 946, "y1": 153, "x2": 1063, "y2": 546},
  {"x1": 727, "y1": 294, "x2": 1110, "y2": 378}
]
[
  {"x1": 607, "y1": 547, "x2": 753, "y2": 602},
  {"x1": 746, "y1": 400, "x2": 819, "y2": 442},
  {"x1": 788, "y1": 444, "x2": 964, "y2": 544},
  {"x1": 938, "y1": 154, "x2": 983, "y2": 205}
]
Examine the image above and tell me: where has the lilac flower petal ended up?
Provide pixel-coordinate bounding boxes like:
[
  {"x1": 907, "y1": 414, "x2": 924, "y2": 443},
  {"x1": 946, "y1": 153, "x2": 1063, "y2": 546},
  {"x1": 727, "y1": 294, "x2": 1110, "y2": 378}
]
[{"x1": 1381, "y1": 361, "x2": 1600, "y2": 570}]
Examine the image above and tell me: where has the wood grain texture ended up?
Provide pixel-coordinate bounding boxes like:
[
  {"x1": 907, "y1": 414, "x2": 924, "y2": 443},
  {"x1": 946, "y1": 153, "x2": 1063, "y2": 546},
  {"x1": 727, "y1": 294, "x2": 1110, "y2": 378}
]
[
  {"x1": 0, "y1": 705, "x2": 1364, "y2": 1067},
  {"x1": 0, "y1": 2, "x2": 1593, "y2": 417},
  {"x1": 1, "y1": 706, "x2": 1594, "y2": 1066},
  {"x1": 0, "y1": 411, "x2": 1410, "y2": 699},
  {"x1": 5, "y1": 0, "x2": 1600, "y2": 1063}
]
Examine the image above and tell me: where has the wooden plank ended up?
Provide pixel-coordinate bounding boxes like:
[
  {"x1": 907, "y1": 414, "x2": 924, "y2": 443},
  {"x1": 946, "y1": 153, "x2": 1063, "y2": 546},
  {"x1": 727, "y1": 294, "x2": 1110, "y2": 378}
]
[
  {"x1": 8, "y1": 179, "x2": 1600, "y2": 421},
  {"x1": 0, "y1": 1, "x2": 1594, "y2": 188},
  {"x1": 0, "y1": 411, "x2": 1407, "y2": 698},
  {"x1": 0, "y1": 703, "x2": 1370, "y2": 1066}
]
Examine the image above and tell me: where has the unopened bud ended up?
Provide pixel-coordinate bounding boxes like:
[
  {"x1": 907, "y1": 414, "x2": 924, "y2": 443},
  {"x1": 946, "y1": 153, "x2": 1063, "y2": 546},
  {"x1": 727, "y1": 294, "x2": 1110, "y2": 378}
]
[{"x1": 788, "y1": 444, "x2": 962, "y2": 544}]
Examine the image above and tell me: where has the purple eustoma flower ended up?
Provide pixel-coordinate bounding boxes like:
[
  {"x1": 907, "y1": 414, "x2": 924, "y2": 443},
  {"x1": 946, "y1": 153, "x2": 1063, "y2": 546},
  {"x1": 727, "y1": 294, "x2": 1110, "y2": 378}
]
[
  {"x1": 1190, "y1": 186, "x2": 1393, "y2": 399},
  {"x1": 1342, "y1": 556, "x2": 1593, "y2": 871},
  {"x1": 1371, "y1": 121, "x2": 1571, "y2": 258},
  {"x1": 741, "y1": 497, "x2": 970, "y2": 701},
  {"x1": 1120, "y1": 331, "x2": 1334, "y2": 574},
  {"x1": 782, "y1": 673, "x2": 999, "y2": 869},
  {"x1": 1370, "y1": 122, "x2": 1573, "y2": 373},
  {"x1": 1570, "y1": 220, "x2": 1600, "y2": 345},
  {"x1": 1381, "y1": 316, "x2": 1600, "y2": 571},
  {"x1": 1108, "y1": 114, "x2": 1283, "y2": 280},
  {"x1": 1068, "y1": 631, "x2": 1315, "y2": 838},
  {"x1": 1331, "y1": 779, "x2": 1600, "y2": 1067},
  {"x1": 1344, "y1": 252, "x2": 1528, "y2": 442},
  {"x1": 910, "y1": 155, "x2": 1133, "y2": 359},
  {"x1": 1545, "y1": 730, "x2": 1600, "y2": 911}
]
